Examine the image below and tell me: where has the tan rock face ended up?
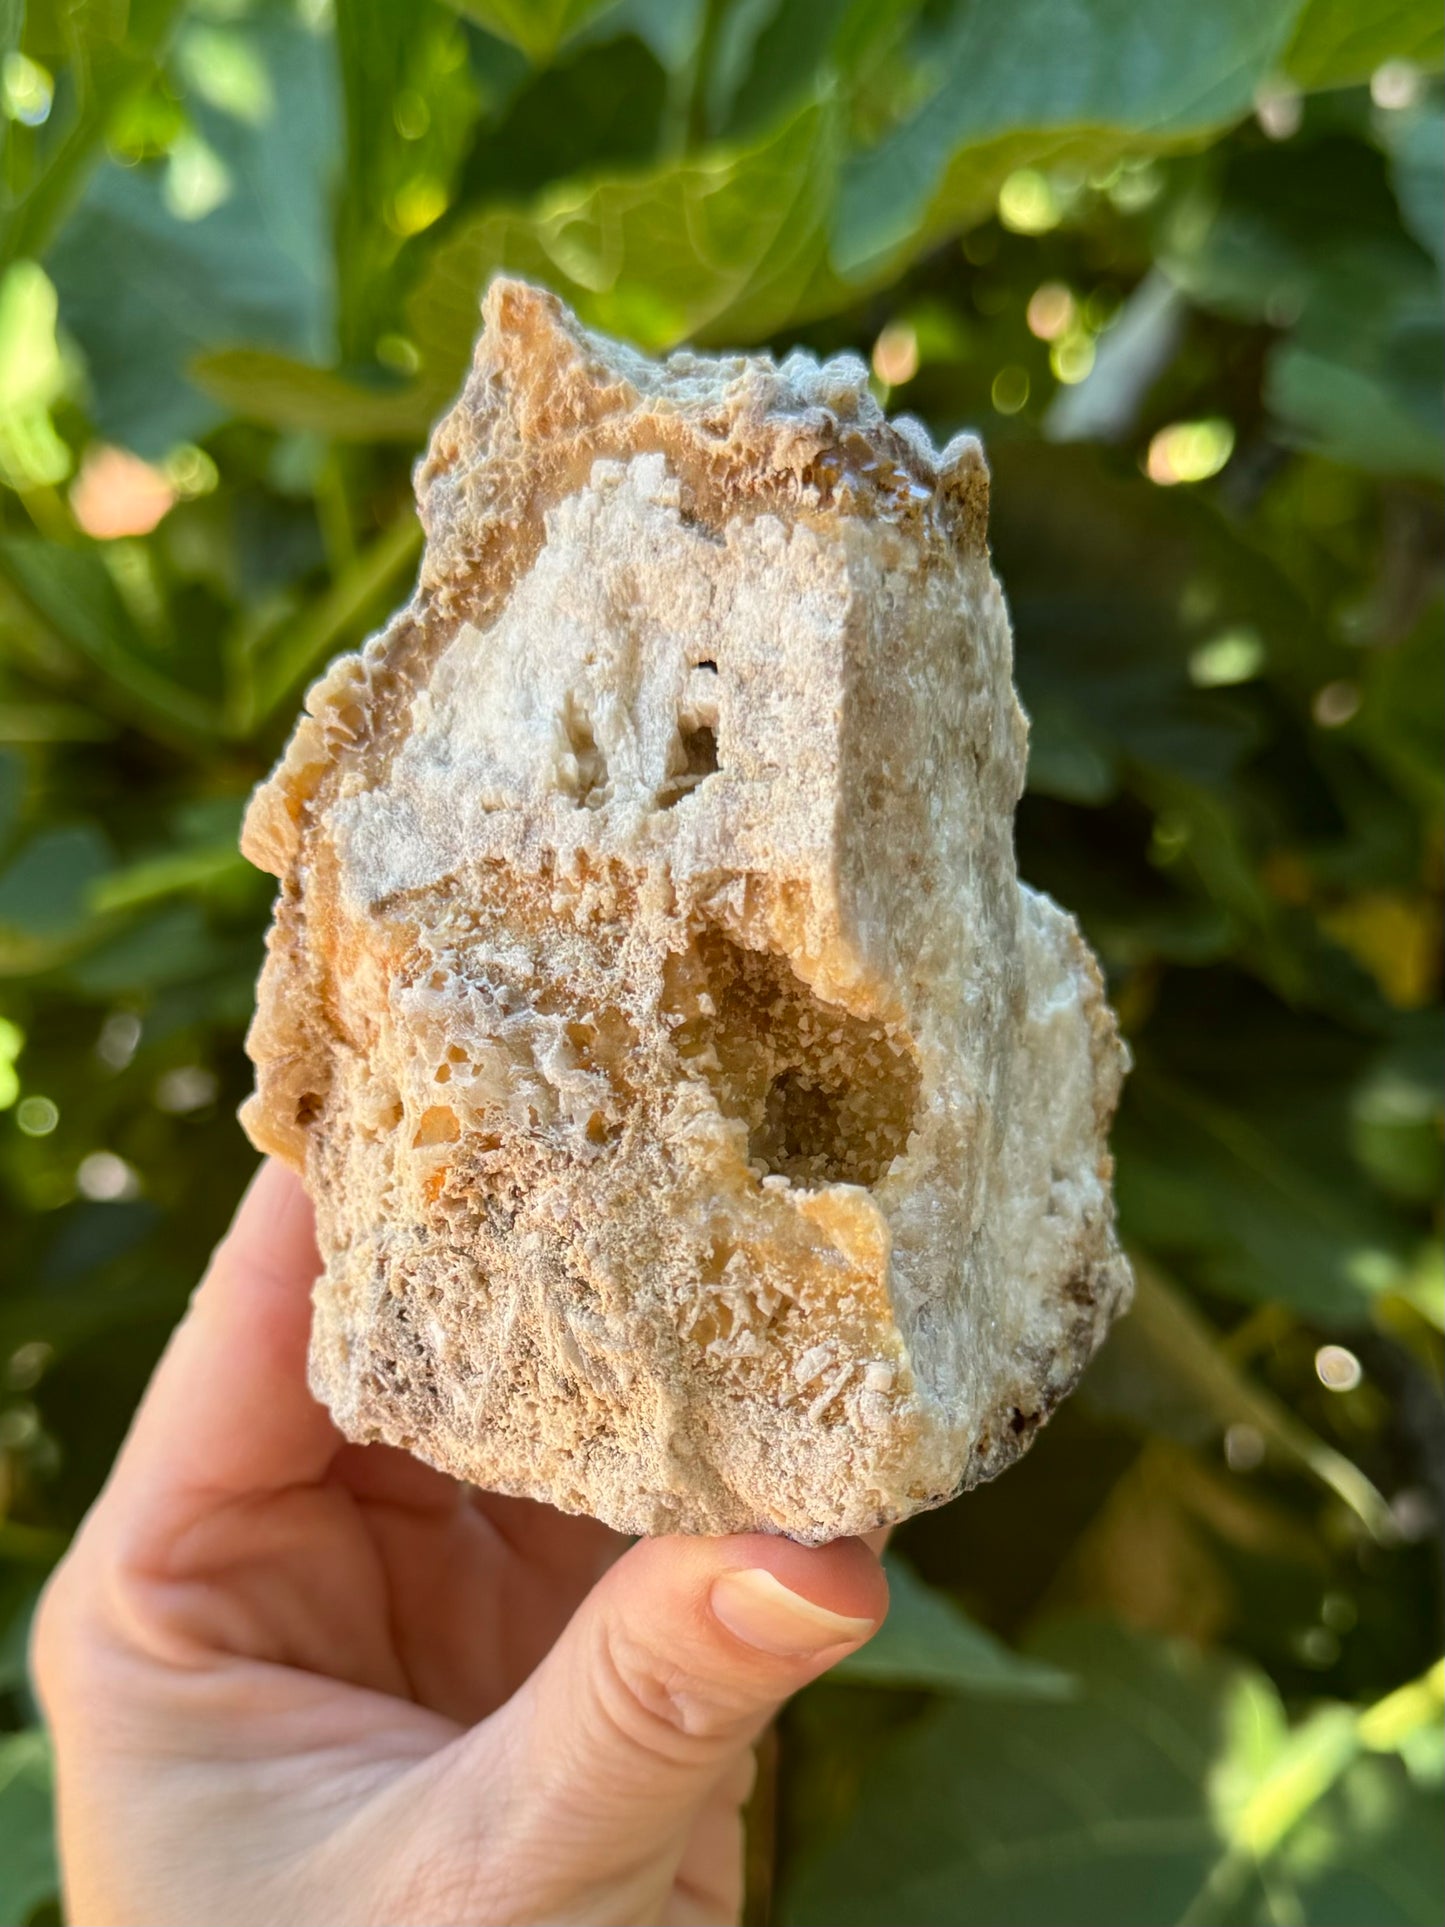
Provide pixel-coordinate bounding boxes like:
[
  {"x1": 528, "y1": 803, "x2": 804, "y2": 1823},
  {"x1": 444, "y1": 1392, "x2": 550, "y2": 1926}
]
[{"x1": 241, "y1": 279, "x2": 1132, "y2": 1541}]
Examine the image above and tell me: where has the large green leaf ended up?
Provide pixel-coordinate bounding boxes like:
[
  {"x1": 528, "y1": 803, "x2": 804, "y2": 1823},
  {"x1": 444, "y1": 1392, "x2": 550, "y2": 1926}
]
[
  {"x1": 836, "y1": 1557, "x2": 1074, "y2": 1698},
  {"x1": 0, "y1": 1729, "x2": 57, "y2": 1927},
  {"x1": 405, "y1": 93, "x2": 841, "y2": 394},
  {"x1": 783, "y1": 1622, "x2": 1445, "y2": 1927},
  {"x1": 1284, "y1": 0, "x2": 1445, "y2": 87},
  {"x1": 834, "y1": 0, "x2": 1303, "y2": 276},
  {"x1": 46, "y1": 9, "x2": 340, "y2": 453}
]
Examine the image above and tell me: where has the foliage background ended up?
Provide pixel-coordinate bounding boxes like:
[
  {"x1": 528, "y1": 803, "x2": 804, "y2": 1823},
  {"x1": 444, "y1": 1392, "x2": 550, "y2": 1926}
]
[{"x1": 0, "y1": 0, "x2": 1441, "y2": 1920}]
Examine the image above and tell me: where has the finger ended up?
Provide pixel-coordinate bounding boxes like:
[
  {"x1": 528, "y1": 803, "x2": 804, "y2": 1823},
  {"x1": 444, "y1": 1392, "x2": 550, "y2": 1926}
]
[
  {"x1": 107, "y1": 1159, "x2": 335, "y2": 1526},
  {"x1": 450, "y1": 1533, "x2": 887, "y2": 1916}
]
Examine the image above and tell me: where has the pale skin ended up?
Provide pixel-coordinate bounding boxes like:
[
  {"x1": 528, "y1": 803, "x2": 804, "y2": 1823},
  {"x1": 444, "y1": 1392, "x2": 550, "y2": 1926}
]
[{"x1": 31, "y1": 1159, "x2": 889, "y2": 1926}]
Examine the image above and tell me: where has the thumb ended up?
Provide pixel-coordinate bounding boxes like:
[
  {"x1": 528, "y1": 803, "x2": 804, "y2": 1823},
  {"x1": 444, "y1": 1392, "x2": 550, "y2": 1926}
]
[{"x1": 475, "y1": 1533, "x2": 886, "y2": 1911}]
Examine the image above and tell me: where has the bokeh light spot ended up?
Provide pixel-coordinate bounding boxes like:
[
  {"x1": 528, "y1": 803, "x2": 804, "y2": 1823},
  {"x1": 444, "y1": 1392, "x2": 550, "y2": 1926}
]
[
  {"x1": 991, "y1": 366, "x2": 1030, "y2": 415},
  {"x1": 871, "y1": 321, "x2": 919, "y2": 388},
  {"x1": 998, "y1": 170, "x2": 1059, "y2": 235},
  {"x1": 1314, "y1": 1345, "x2": 1363, "y2": 1392},
  {"x1": 77, "y1": 1152, "x2": 141, "y2": 1202},
  {"x1": 1189, "y1": 629, "x2": 1265, "y2": 688},
  {"x1": 16, "y1": 1095, "x2": 58, "y2": 1136},
  {"x1": 1312, "y1": 680, "x2": 1361, "y2": 728},
  {"x1": 1371, "y1": 60, "x2": 1420, "y2": 110},
  {"x1": 72, "y1": 446, "x2": 176, "y2": 539},
  {"x1": 1146, "y1": 419, "x2": 1235, "y2": 486},
  {"x1": 1026, "y1": 283, "x2": 1075, "y2": 341}
]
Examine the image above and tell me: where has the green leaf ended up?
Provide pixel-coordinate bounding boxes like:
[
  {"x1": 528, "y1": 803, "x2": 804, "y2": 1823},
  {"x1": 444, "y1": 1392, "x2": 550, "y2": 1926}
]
[
  {"x1": 836, "y1": 1557, "x2": 1075, "y2": 1698},
  {"x1": 784, "y1": 1622, "x2": 1445, "y2": 1927},
  {"x1": 834, "y1": 0, "x2": 1302, "y2": 277},
  {"x1": 189, "y1": 348, "x2": 430, "y2": 441},
  {"x1": 1267, "y1": 334, "x2": 1443, "y2": 478},
  {"x1": 1355, "y1": 601, "x2": 1444, "y2": 815},
  {"x1": 65, "y1": 902, "x2": 251, "y2": 997},
  {"x1": 406, "y1": 94, "x2": 841, "y2": 392},
  {"x1": 0, "y1": 700, "x2": 117, "y2": 743},
  {"x1": 1084, "y1": 1260, "x2": 1393, "y2": 1536},
  {"x1": 333, "y1": 0, "x2": 478, "y2": 364},
  {"x1": 0, "y1": 259, "x2": 72, "y2": 491},
  {"x1": 1160, "y1": 131, "x2": 1443, "y2": 481},
  {"x1": 1116, "y1": 983, "x2": 1414, "y2": 1325},
  {"x1": 447, "y1": 0, "x2": 624, "y2": 63},
  {"x1": 46, "y1": 9, "x2": 340, "y2": 454},
  {"x1": 563, "y1": 0, "x2": 707, "y2": 74},
  {"x1": 0, "y1": 0, "x2": 186, "y2": 266},
  {"x1": 0, "y1": 1728, "x2": 57, "y2": 1927},
  {"x1": 0, "y1": 536, "x2": 223, "y2": 739},
  {"x1": 0, "y1": 822, "x2": 110, "y2": 943},
  {"x1": 1284, "y1": 0, "x2": 1445, "y2": 89},
  {"x1": 89, "y1": 844, "x2": 248, "y2": 917},
  {"x1": 991, "y1": 445, "x2": 1265, "y2": 798},
  {"x1": 0, "y1": 747, "x2": 21, "y2": 851},
  {"x1": 236, "y1": 508, "x2": 421, "y2": 730},
  {"x1": 1384, "y1": 105, "x2": 1445, "y2": 267}
]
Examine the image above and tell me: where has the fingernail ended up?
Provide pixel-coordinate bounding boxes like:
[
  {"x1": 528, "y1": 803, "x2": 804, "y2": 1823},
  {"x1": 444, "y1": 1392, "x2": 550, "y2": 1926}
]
[{"x1": 711, "y1": 1568, "x2": 876, "y2": 1658}]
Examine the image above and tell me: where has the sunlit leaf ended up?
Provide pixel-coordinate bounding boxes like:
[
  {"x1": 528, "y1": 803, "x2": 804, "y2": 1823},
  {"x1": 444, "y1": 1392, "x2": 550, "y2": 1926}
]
[
  {"x1": 784, "y1": 1622, "x2": 1445, "y2": 1927},
  {"x1": 1284, "y1": 0, "x2": 1445, "y2": 88},
  {"x1": 406, "y1": 95, "x2": 841, "y2": 393}
]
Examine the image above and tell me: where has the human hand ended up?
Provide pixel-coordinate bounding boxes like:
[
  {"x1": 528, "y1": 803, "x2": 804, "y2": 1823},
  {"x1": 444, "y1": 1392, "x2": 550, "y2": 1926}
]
[{"x1": 32, "y1": 1160, "x2": 887, "y2": 1926}]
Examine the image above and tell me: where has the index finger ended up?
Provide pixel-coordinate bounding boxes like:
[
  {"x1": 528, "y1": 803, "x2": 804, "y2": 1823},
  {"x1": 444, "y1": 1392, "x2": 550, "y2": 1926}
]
[{"x1": 106, "y1": 1158, "x2": 338, "y2": 1533}]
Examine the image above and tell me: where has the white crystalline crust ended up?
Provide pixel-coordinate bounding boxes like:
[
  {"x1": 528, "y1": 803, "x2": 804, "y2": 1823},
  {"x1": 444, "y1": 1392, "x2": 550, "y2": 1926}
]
[{"x1": 241, "y1": 279, "x2": 1132, "y2": 1541}]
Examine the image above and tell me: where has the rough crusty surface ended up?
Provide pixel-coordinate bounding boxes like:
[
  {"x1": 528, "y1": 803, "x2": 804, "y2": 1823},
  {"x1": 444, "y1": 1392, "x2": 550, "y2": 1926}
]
[{"x1": 241, "y1": 278, "x2": 1132, "y2": 1542}]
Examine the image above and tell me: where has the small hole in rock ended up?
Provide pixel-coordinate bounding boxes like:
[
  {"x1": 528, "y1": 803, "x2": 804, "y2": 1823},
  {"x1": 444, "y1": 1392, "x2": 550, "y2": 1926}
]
[
  {"x1": 556, "y1": 691, "x2": 609, "y2": 809},
  {"x1": 661, "y1": 930, "x2": 919, "y2": 1187},
  {"x1": 295, "y1": 1092, "x2": 322, "y2": 1127},
  {"x1": 658, "y1": 724, "x2": 719, "y2": 810}
]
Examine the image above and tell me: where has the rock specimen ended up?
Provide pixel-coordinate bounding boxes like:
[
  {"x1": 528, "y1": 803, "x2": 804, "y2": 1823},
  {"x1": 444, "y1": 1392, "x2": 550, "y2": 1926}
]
[{"x1": 241, "y1": 278, "x2": 1132, "y2": 1541}]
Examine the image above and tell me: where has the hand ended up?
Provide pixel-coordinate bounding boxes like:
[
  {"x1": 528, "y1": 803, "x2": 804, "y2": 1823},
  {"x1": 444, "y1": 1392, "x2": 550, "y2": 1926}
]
[{"x1": 32, "y1": 1160, "x2": 887, "y2": 1926}]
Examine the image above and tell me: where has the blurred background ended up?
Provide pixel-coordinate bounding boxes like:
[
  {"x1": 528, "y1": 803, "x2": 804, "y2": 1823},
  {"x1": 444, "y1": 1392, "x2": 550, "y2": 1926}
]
[{"x1": 0, "y1": 1, "x2": 1440, "y2": 1921}]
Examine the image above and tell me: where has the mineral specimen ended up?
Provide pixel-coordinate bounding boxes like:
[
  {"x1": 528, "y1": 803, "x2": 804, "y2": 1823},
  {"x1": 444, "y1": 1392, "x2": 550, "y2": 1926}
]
[{"x1": 241, "y1": 278, "x2": 1132, "y2": 1541}]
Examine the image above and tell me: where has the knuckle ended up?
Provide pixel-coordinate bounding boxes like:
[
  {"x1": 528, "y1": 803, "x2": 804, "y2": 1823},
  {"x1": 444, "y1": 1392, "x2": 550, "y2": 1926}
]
[{"x1": 593, "y1": 1621, "x2": 762, "y2": 1765}]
